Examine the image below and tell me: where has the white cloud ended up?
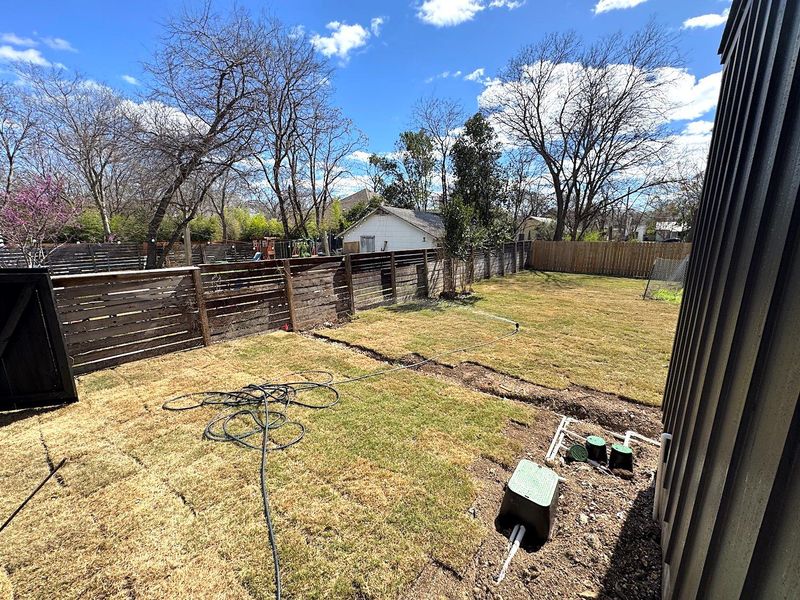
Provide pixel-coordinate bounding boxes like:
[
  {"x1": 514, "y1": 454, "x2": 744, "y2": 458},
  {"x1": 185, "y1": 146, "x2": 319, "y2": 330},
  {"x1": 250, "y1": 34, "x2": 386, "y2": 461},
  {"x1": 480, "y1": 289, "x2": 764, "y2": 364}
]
[
  {"x1": 0, "y1": 45, "x2": 50, "y2": 66},
  {"x1": 370, "y1": 17, "x2": 385, "y2": 36},
  {"x1": 418, "y1": 0, "x2": 484, "y2": 27},
  {"x1": 489, "y1": 0, "x2": 524, "y2": 7},
  {"x1": 41, "y1": 37, "x2": 77, "y2": 52},
  {"x1": 683, "y1": 8, "x2": 730, "y2": 29},
  {"x1": 668, "y1": 70, "x2": 722, "y2": 121},
  {"x1": 121, "y1": 74, "x2": 140, "y2": 86},
  {"x1": 667, "y1": 121, "x2": 714, "y2": 170},
  {"x1": 465, "y1": 67, "x2": 485, "y2": 82},
  {"x1": 417, "y1": 0, "x2": 523, "y2": 27},
  {"x1": 1, "y1": 33, "x2": 37, "y2": 47},
  {"x1": 683, "y1": 120, "x2": 714, "y2": 136},
  {"x1": 311, "y1": 21, "x2": 373, "y2": 61},
  {"x1": 348, "y1": 150, "x2": 372, "y2": 163},
  {"x1": 593, "y1": 0, "x2": 648, "y2": 14},
  {"x1": 425, "y1": 69, "x2": 464, "y2": 83}
]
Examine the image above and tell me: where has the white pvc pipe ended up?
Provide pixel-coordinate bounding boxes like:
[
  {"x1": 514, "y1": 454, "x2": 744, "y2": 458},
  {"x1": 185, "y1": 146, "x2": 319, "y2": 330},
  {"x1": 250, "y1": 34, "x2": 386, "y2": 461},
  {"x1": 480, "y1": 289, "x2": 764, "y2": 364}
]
[
  {"x1": 546, "y1": 416, "x2": 568, "y2": 461},
  {"x1": 652, "y1": 432, "x2": 672, "y2": 522},
  {"x1": 496, "y1": 525, "x2": 526, "y2": 584},
  {"x1": 624, "y1": 430, "x2": 662, "y2": 448},
  {"x1": 507, "y1": 524, "x2": 520, "y2": 549}
]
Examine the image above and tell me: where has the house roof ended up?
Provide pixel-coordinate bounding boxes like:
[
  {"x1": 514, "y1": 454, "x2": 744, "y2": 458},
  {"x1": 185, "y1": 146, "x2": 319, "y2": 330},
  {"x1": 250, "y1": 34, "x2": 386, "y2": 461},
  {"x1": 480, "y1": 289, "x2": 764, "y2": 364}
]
[
  {"x1": 338, "y1": 188, "x2": 378, "y2": 211},
  {"x1": 337, "y1": 205, "x2": 445, "y2": 239}
]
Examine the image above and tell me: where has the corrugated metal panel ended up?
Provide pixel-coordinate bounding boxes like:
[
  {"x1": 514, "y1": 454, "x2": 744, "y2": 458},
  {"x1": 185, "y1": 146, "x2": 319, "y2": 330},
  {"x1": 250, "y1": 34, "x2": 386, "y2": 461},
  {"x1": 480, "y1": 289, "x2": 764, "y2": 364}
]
[{"x1": 656, "y1": 0, "x2": 800, "y2": 597}]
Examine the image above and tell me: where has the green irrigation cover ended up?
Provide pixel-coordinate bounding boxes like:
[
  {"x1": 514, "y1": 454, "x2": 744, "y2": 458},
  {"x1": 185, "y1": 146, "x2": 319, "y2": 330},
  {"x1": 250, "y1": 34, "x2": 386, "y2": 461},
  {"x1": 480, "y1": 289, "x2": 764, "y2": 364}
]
[
  {"x1": 569, "y1": 444, "x2": 588, "y2": 462},
  {"x1": 586, "y1": 435, "x2": 606, "y2": 448},
  {"x1": 507, "y1": 459, "x2": 559, "y2": 508},
  {"x1": 611, "y1": 443, "x2": 632, "y2": 455}
]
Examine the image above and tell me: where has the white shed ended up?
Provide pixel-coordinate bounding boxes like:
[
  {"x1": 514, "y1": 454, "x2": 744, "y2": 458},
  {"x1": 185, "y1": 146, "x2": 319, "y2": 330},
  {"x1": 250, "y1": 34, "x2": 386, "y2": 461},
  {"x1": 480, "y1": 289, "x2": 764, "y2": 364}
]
[{"x1": 339, "y1": 205, "x2": 444, "y2": 253}]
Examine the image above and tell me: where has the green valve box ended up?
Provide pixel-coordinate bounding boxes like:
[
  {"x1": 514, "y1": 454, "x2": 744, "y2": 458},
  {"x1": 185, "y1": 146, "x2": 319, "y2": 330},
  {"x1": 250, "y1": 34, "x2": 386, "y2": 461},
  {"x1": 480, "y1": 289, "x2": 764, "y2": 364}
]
[{"x1": 497, "y1": 460, "x2": 560, "y2": 542}]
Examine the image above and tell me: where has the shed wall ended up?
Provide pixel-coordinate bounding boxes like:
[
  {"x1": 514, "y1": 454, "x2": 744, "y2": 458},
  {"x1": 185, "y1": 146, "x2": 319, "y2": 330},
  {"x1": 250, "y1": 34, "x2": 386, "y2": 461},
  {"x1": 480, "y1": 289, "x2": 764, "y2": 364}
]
[{"x1": 342, "y1": 214, "x2": 438, "y2": 251}]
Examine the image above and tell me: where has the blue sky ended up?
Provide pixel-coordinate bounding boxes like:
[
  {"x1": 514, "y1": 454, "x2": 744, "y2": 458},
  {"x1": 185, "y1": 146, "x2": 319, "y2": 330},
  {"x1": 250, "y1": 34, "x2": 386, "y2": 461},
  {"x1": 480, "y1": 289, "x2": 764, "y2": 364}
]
[{"x1": 2, "y1": 0, "x2": 729, "y2": 158}]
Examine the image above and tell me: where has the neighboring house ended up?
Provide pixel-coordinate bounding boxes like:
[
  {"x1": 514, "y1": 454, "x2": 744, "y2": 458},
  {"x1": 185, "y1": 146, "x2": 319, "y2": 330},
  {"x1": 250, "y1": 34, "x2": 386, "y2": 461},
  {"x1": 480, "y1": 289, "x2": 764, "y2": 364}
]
[
  {"x1": 517, "y1": 216, "x2": 555, "y2": 240},
  {"x1": 338, "y1": 188, "x2": 379, "y2": 214},
  {"x1": 339, "y1": 205, "x2": 444, "y2": 253},
  {"x1": 654, "y1": 220, "x2": 688, "y2": 241}
]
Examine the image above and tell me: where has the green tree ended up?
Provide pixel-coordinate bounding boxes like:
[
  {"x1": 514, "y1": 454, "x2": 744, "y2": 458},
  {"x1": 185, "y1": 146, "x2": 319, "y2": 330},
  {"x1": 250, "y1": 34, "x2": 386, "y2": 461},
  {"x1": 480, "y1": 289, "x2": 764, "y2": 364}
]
[
  {"x1": 369, "y1": 129, "x2": 436, "y2": 210},
  {"x1": 62, "y1": 209, "x2": 106, "y2": 242},
  {"x1": 451, "y1": 113, "x2": 504, "y2": 232},
  {"x1": 189, "y1": 214, "x2": 221, "y2": 241}
]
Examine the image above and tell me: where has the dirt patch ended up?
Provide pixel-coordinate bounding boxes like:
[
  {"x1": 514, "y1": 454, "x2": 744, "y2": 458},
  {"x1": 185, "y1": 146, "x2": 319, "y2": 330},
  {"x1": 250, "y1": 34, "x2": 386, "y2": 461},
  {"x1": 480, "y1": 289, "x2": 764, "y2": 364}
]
[
  {"x1": 307, "y1": 332, "x2": 663, "y2": 438},
  {"x1": 307, "y1": 331, "x2": 663, "y2": 599},
  {"x1": 403, "y1": 410, "x2": 661, "y2": 600}
]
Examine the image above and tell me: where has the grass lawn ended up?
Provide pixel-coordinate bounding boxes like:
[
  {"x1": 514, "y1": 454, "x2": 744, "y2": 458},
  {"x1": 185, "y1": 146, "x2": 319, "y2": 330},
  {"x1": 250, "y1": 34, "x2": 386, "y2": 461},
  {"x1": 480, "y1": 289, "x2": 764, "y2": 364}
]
[
  {"x1": 0, "y1": 332, "x2": 533, "y2": 599},
  {"x1": 323, "y1": 271, "x2": 680, "y2": 405}
]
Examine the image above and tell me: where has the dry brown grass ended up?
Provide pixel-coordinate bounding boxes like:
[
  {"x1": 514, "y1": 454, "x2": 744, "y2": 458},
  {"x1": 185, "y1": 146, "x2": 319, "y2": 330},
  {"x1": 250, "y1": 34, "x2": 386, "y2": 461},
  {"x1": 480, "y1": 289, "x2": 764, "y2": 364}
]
[
  {"x1": 0, "y1": 332, "x2": 533, "y2": 599},
  {"x1": 324, "y1": 272, "x2": 680, "y2": 405}
]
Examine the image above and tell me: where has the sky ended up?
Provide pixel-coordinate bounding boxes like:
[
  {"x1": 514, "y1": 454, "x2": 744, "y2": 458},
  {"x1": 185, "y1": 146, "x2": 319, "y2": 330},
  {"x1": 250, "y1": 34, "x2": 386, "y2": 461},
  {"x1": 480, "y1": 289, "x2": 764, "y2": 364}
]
[{"x1": 1, "y1": 0, "x2": 731, "y2": 189}]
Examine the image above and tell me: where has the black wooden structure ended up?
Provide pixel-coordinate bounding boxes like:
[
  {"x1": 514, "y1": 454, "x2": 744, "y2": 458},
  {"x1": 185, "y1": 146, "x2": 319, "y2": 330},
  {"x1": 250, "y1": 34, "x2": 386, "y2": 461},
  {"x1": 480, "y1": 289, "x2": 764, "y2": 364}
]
[
  {"x1": 0, "y1": 268, "x2": 77, "y2": 410},
  {"x1": 655, "y1": 0, "x2": 800, "y2": 597}
]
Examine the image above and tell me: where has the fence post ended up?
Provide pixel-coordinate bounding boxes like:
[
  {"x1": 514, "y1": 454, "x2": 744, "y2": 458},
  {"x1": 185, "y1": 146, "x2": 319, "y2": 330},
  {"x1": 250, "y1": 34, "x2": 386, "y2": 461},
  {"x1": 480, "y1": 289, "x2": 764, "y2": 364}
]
[
  {"x1": 422, "y1": 248, "x2": 430, "y2": 298},
  {"x1": 512, "y1": 242, "x2": 518, "y2": 274},
  {"x1": 389, "y1": 252, "x2": 398, "y2": 302},
  {"x1": 344, "y1": 254, "x2": 356, "y2": 314},
  {"x1": 499, "y1": 245, "x2": 505, "y2": 277},
  {"x1": 191, "y1": 267, "x2": 211, "y2": 346},
  {"x1": 282, "y1": 259, "x2": 297, "y2": 331},
  {"x1": 486, "y1": 248, "x2": 491, "y2": 277},
  {"x1": 528, "y1": 241, "x2": 534, "y2": 269},
  {"x1": 469, "y1": 248, "x2": 475, "y2": 285}
]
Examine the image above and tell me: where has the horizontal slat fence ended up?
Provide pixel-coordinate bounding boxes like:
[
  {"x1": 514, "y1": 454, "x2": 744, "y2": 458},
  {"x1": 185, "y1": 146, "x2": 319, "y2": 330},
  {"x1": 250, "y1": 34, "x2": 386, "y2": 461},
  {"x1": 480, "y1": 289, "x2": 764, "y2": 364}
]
[
  {"x1": 529, "y1": 241, "x2": 691, "y2": 279},
  {"x1": 50, "y1": 242, "x2": 530, "y2": 374},
  {"x1": 52, "y1": 267, "x2": 205, "y2": 374},
  {"x1": 0, "y1": 243, "x2": 145, "y2": 274},
  {"x1": 0, "y1": 241, "x2": 256, "y2": 274}
]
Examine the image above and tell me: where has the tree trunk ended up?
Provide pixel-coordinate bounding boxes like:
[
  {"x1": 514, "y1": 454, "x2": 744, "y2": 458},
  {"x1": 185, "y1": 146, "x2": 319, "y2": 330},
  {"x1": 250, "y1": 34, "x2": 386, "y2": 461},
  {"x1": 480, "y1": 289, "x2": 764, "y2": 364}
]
[
  {"x1": 184, "y1": 222, "x2": 192, "y2": 266},
  {"x1": 440, "y1": 162, "x2": 448, "y2": 209}
]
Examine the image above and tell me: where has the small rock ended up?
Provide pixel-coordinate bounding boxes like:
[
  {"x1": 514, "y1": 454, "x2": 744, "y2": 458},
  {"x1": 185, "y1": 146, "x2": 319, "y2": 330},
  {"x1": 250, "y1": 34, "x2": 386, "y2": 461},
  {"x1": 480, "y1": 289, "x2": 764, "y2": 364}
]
[
  {"x1": 586, "y1": 534, "x2": 602, "y2": 550},
  {"x1": 579, "y1": 513, "x2": 589, "y2": 525},
  {"x1": 579, "y1": 591, "x2": 600, "y2": 599}
]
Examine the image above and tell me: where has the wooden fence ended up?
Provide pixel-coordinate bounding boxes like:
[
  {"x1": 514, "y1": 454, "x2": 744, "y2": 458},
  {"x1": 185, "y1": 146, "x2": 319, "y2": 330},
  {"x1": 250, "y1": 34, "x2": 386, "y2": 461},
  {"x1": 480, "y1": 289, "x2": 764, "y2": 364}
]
[
  {"x1": 528, "y1": 241, "x2": 691, "y2": 279},
  {"x1": 0, "y1": 241, "x2": 254, "y2": 275},
  {"x1": 50, "y1": 242, "x2": 530, "y2": 374}
]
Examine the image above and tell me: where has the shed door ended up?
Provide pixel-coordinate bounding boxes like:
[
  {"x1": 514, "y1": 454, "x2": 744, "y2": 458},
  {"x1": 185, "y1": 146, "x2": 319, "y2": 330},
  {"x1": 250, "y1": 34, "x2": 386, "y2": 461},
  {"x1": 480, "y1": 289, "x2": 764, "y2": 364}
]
[{"x1": 360, "y1": 236, "x2": 375, "y2": 253}]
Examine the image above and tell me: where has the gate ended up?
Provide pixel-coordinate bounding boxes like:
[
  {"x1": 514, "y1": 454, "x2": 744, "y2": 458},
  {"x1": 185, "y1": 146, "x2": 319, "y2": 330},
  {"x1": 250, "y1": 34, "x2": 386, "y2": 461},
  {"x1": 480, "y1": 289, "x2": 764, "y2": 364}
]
[{"x1": 0, "y1": 268, "x2": 77, "y2": 410}]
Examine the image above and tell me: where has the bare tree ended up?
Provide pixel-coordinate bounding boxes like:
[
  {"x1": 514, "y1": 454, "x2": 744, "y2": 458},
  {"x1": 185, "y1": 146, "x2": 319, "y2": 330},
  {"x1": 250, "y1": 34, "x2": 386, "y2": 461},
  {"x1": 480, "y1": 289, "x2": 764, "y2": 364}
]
[
  {"x1": 0, "y1": 82, "x2": 37, "y2": 200},
  {"x1": 502, "y1": 148, "x2": 550, "y2": 235},
  {"x1": 135, "y1": 5, "x2": 270, "y2": 267},
  {"x1": 412, "y1": 96, "x2": 463, "y2": 208},
  {"x1": 299, "y1": 100, "x2": 366, "y2": 252},
  {"x1": 22, "y1": 68, "x2": 130, "y2": 239},
  {"x1": 254, "y1": 26, "x2": 330, "y2": 238},
  {"x1": 487, "y1": 23, "x2": 680, "y2": 240}
]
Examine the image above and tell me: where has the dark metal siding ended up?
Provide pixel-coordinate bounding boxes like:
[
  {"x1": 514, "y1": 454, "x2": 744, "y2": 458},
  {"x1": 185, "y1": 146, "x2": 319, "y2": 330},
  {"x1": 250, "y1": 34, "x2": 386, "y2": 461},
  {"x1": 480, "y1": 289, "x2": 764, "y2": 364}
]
[{"x1": 657, "y1": 0, "x2": 800, "y2": 597}]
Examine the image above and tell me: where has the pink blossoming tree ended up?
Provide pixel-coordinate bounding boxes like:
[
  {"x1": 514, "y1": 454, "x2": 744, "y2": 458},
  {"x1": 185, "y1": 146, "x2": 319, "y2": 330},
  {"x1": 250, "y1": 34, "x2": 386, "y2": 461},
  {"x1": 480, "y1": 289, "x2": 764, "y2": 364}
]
[{"x1": 0, "y1": 176, "x2": 76, "y2": 267}]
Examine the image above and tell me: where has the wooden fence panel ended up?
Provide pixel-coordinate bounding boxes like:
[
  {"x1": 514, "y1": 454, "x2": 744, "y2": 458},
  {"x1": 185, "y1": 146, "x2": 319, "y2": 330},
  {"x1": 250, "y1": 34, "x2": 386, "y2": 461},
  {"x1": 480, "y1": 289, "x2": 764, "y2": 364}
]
[
  {"x1": 529, "y1": 241, "x2": 691, "y2": 278},
  {"x1": 199, "y1": 260, "x2": 291, "y2": 341},
  {"x1": 290, "y1": 258, "x2": 349, "y2": 329},
  {"x1": 393, "y1": 250, "x2": 427, "y2": 303},
  {"x1": 52, "y1": 267, "x2": 203, "y2": 374},
  {"x1": 350, "y1": 252, "x2": 394, "y2": 310}
]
